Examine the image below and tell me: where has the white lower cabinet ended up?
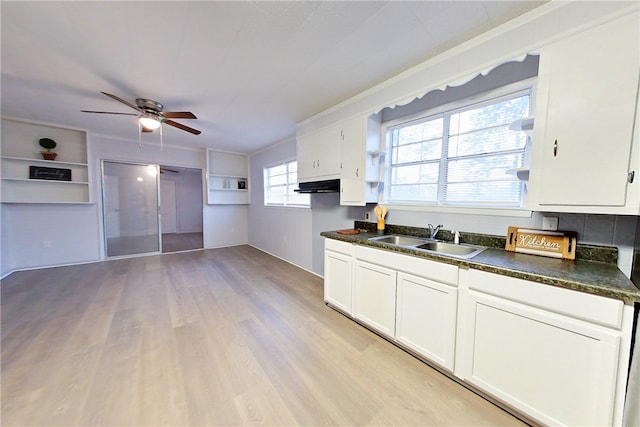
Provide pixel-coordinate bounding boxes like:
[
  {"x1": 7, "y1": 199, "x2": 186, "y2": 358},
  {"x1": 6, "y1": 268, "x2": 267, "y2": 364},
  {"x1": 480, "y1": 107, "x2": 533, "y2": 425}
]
[
  {"x1": 458, "y1": 269, "x2": 629, "y2": 426},
  {"x1": 353, "y1": 260, "x2": 397, "y2": 338},
  {"x1": 324, "y1": 239, "x2": 354, "y2": 315},
  {"x1": 351, "y1": 245, "x2": 459, "y2": 359},
  {"x1": 396, "y1": 272, "x2": 457, "y2": 371},
  {"x1": 323, "y1": 240, "x2": 634, "y2": 426}
]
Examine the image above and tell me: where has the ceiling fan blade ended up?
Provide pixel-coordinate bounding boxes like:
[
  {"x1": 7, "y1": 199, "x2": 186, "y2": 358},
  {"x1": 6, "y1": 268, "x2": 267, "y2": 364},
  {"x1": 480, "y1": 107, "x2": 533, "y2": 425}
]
[
  {"x1": 100, "y1": 91, "x2": 142, "y2": 112},
  {"x1": 163, "y1": 119, "x2": 201, "y2": 135},
  {"x1": 161, "y1": 111, "x2": 197, "y2": 119},
  {"x1": 81, "y1": 110, "x2": 138, "y2": 116}
]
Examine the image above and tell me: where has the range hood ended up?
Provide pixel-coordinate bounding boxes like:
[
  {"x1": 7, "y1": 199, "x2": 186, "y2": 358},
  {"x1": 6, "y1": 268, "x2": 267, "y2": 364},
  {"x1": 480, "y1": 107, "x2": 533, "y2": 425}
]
[{"x1": 295, "y1": 179, "x2": 340, "y2": 193}]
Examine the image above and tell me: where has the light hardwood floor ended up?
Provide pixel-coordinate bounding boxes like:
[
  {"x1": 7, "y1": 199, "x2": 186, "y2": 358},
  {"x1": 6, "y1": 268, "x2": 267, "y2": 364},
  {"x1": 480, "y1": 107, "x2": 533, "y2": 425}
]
[
  {"x1": 1, "y1": 246, "x2": 526, "y2": 426},
  {"x1": 162, "y1": 232, "x2": 204, "y2": 253}
]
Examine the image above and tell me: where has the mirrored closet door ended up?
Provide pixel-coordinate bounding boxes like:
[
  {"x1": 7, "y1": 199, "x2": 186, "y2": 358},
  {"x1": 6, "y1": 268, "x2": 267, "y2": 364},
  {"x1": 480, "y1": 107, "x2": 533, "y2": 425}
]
[{"x1": 102, "y1": 161, "x2": 160, "y2": 257}]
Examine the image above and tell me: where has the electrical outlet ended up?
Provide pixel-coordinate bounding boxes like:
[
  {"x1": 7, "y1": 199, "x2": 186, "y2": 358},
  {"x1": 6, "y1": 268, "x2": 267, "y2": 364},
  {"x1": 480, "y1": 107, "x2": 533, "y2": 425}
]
[
  {"x1": 365, "y1": 212, "x2": 371, "y2": 221},
  {"x1": 542, "y1": 216, "x2": 559, "y2": 231}
]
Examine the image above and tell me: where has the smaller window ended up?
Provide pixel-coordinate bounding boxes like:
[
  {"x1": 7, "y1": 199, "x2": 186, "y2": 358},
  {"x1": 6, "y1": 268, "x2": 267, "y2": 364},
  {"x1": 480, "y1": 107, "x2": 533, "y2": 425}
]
[{"x1": 264, "y1": 160, "x2": 310, "y2": 207}]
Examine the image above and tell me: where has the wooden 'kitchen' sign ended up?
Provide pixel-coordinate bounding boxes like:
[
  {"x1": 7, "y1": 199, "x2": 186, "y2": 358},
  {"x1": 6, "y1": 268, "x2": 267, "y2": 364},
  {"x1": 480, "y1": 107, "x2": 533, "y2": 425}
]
[{"x1": 505, "y1": 227, "x2": 577, "y2": 260}]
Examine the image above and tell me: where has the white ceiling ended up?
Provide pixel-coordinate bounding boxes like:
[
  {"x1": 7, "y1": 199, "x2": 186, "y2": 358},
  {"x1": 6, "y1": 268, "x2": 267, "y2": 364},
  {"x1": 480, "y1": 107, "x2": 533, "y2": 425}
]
[{"x1": 1, "y1": 1, "x2": 546, "y2": 154}]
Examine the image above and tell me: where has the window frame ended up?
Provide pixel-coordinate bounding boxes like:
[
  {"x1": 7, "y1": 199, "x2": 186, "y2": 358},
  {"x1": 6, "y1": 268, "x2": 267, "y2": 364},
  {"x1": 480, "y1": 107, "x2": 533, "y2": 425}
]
[
  {"x1": 263, "y1": 159, "x2": 310, "y2": 208},
  {"x1": 381, "y1": 77, "x2": 536, "y2": 215}
]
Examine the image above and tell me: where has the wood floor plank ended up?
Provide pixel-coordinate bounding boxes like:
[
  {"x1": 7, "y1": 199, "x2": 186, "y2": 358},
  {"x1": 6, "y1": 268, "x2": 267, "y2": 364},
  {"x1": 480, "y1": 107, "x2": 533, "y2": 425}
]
[{"x1": 1, "y1": 245, "x2": 526, "y2": 426}]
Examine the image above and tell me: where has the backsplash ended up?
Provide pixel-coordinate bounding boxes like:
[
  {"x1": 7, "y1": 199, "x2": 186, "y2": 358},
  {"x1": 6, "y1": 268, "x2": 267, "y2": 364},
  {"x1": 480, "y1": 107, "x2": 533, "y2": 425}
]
[
  {"x1": 553, "y1": 213, "x2": 636, "y2": 248},
  {"x1": 554, "y1": 213, "x2": 636, "y2": 274},
  {"x1": 362, "y1": 208, "x2": 637, "y2": 276},
  {"x1": 354, "y1": 220, "x2": 619, "y2": 265}
]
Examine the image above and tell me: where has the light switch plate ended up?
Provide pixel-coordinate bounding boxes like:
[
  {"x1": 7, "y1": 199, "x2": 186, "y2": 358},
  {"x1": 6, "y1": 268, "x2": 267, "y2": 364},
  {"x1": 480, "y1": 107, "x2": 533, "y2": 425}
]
[{"x1": 542, "y1": 216, "x2": 559, "y2": 231}]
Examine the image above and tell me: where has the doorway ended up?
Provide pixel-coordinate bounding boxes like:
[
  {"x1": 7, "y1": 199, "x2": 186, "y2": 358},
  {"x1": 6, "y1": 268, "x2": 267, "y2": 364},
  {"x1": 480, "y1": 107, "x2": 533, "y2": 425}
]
[
  {"x1": 159, "y1": 165, "x2": 203, "y2": 253},
  {"x1": 102, "y1": 161, "x2": 160, "y2": 257}
]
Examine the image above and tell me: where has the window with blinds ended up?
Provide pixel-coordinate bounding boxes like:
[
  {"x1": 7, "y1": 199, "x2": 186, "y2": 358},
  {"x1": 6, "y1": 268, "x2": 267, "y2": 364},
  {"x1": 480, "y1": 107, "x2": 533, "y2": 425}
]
[
  {"x1": 264, "y1": 160, "x2": 310, "y2": 207},
  {"x1": 384, "y1": 89, "x2": 531, "y2": 207}
]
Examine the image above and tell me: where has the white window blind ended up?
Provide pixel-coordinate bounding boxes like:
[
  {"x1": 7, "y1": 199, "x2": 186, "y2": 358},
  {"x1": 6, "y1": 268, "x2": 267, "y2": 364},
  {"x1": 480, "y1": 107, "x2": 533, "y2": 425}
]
[
  {"x1": 385, "y1": 89, "x2": 530, "y2": 207},
  {"x1": 264, "y1": 160, "x2": 310, "y2": 207}
]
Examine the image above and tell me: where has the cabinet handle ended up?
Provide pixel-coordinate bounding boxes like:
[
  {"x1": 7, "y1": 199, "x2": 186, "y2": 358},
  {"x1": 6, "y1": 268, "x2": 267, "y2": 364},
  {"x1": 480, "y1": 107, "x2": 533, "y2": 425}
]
[
  {"x1": 629, "y1": 171, "x2": 635, "y2": 184},
  {"x1": 355, "y1": 168, "x2": 359, "y2": 177},
  {"x1": 313, "y1": 160, "x2": 316, "y2": 168},
  {"x1": 317, "y1": 159, "x2": 320, "y2": 168},
  {"x1": 553, "y1": 139, "x2": 558, "y2": 157}
]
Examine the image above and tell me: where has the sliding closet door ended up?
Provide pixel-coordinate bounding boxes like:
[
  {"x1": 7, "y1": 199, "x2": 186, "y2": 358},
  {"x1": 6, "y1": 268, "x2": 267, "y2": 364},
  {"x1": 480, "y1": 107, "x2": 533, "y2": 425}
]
[{"x1": 102, "y1": 161, "x2": 160, "y2": 257}]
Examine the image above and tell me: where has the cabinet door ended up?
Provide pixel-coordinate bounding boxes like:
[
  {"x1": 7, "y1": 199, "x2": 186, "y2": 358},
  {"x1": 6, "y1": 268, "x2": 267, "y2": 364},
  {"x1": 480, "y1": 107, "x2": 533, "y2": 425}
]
[
  {"x1": 460, "y1": 290, "x2": 620, "y2": 426},
  {"x1": 340, "y1": 117, "x2": 366, "y2": 206},
  {"x1": 353, "y1": 260, "x2": 397, "y2": 337},
  {"x1": 324, "y1": 249, "x2": 353, "y2": 314},
  {"x1": 536, "y1": 13, "x2": 639, "y2": 206},
  {"x1": 297, "y1": 125, "x2": 341, "y2": 182},
  {"x1": 296, "y1": 132, "x2": 317, "y2": 182},
  {"x1": 395, "y1": 272, "x2": 457, "y2": 371}
]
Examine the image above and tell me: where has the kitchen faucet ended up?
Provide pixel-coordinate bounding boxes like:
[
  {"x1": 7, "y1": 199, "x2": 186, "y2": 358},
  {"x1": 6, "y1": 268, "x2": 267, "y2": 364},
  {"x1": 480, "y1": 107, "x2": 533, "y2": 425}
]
[{"x1": 428, "y1": 224, "x2": 443, "y2": 240}]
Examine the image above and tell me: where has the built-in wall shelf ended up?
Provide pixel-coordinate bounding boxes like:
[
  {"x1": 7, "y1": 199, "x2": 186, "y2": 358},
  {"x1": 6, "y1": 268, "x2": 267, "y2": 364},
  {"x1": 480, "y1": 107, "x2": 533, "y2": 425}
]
[
  {"x1": 506, "y1": 168, "x2": 530, "y2": 181},
  {"x1": 509, "y1": 116, "x2": 534, "y2": 137},
  {"x1": 1, "y1": 118, "x2": 90, "y2": 204},
  {"x1": 366, "y1": 149, "x2": 385, "y2": 156},
  {"x1": 2, "y1": 177, "x2": 89, "y2": 184},
  {"x1": 206, "y1": 150, "x2": 249, "y2": 205}
]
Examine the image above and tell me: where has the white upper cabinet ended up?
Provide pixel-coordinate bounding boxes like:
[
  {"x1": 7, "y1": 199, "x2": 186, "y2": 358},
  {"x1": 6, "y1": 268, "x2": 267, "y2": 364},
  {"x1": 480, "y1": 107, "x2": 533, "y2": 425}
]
[
  {"x1": 296, "y1": 123, "x2": 341, "y2": 183},
  {"x1": 339, "y1": 116, "x2": 364, "y2": 205},
  {"x1": 531, "y1": 12, "x2": 639, "y2": 211},
  {"x1": 340, "y1": 115, "x2": 383, "y2": 206},
  {"x1": 297, "y1": 115, "x2": 383, "y2": 205}
]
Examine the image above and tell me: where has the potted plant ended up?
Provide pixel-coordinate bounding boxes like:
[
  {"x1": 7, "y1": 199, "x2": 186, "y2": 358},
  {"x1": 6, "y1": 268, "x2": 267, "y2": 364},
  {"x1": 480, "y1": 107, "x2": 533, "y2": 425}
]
[{"x1": 39, "y1": 138, "x2": 57, "y2": 160}]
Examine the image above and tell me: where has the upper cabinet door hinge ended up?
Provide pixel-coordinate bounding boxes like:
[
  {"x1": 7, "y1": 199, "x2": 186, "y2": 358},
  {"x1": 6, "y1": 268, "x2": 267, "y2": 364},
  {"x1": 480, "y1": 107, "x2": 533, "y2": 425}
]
[{"x1": 628, "y1": 170, "x2": 635, "y2": 183}]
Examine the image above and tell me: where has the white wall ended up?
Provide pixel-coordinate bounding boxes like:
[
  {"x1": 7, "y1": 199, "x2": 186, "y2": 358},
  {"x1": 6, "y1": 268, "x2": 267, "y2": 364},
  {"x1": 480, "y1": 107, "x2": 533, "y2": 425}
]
[
  {"x1": 248, "y1": 139, "x2": 314, "y2": 271},
  {"x1": 3, "y1": 2, "x2": 637, "y2": 279},
  {"x1": 1, "y1": 133, "x2": 248, "y2": 277},
  {"x1": 245, "y1": 139, "x2": 637, "y2": 277},
  {"x1": 1, "y1": 203, "x2": 101, "y2": 275},
  {"x1": 93, "y1": 135, "x2": 248, "y2": 251}
]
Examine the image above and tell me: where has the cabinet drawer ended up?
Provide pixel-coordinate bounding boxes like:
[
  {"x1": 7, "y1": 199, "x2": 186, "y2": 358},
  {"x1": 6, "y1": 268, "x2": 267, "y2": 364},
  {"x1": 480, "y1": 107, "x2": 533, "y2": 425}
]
[
  {"x1": 356, "y1": 245, "x2": 458, "y2": 285},
  {"x1": 468, "y1": 269, "x2": 624, "y2": 329}
]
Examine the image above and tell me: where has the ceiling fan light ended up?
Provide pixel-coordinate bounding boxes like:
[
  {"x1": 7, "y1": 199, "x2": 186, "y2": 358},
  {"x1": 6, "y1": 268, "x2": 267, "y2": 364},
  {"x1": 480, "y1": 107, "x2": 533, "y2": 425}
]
[{"x1": 139, "y1": 115, "x2": 161, "y2": 130}]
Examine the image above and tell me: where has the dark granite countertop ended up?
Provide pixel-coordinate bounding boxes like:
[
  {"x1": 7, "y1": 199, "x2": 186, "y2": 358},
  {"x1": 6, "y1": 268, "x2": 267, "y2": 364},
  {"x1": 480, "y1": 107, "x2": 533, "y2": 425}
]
[{"x1": 321, "y1": 228, "x2": 640, "y2": 304}]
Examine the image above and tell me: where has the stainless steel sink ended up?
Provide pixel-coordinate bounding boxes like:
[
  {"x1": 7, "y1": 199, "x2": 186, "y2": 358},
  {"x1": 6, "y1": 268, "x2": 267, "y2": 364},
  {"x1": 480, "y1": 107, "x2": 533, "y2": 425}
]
[
  {"x1": 415, "y1": 241, "x2": 486, "y2": 258},
  {"x1": 368, "y1": 234, "x2": 486, "y2": 259},
  {"x1": 368, "y1": 235, "x2": 430, "y2": 246}
]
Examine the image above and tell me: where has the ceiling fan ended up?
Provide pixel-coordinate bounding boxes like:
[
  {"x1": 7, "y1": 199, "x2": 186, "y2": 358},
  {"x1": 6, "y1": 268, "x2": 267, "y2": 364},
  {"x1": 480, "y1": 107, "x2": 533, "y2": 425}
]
[{"x1": 82, "y1": 92, "x2": 201, "y2": 135}]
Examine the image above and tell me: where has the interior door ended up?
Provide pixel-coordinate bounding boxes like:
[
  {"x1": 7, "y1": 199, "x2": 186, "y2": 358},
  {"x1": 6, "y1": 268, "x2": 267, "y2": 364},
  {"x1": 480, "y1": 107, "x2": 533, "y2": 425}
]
[
  {"x1": 160, "y1": 179, "x2": 177, "y2": 234},
  {"x1": 102, "y1": 161, "x2": 160, "y2": 257},
  {"x1": 103, "y1": 175, "x2": 120, "y2": 238}
]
